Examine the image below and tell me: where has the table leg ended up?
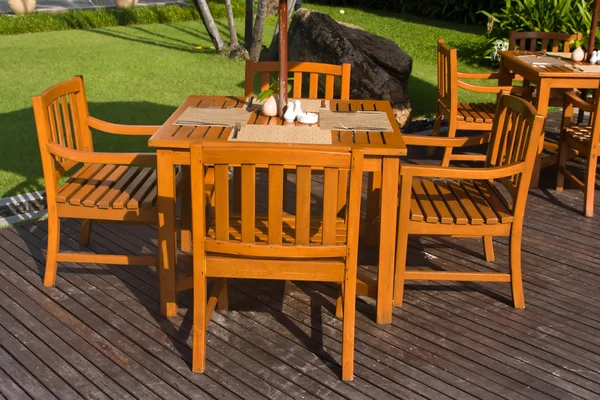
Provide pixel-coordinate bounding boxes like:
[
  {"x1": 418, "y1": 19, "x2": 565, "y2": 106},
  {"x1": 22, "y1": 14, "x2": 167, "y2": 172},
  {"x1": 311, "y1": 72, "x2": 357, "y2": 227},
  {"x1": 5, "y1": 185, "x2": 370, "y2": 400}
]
[
  {"x1": 157, "y1": 149, "x2": 178, "y2": 317},
  {"x1": 531, "y1": 81, "x2": 551, "y2": 189},
  {"x1": 376, "y1": 157, "x2": 399, "y2": 324}
]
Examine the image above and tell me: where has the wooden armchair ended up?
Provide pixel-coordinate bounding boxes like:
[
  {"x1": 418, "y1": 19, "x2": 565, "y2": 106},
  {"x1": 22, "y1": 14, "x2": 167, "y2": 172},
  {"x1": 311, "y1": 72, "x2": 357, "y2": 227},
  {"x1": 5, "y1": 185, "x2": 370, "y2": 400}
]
[
  {"x1": 429, "y1": 39, "x2": 529, "y2": 167},
  {"x1": 395, "y1": 93, "x2": 545, "y2": 308},
  {"x1": 32, "y1": 76, "x2": 182, "y2": 288},
  {"x1": 245, "y1": 60, "x2": 351, "y2": 99},
  {"x1": 556, "y1": 91, "x2": 600, "y2": 216},
  {"x1": 190, "y1": 143, "x2": 364, "y2": 381}
]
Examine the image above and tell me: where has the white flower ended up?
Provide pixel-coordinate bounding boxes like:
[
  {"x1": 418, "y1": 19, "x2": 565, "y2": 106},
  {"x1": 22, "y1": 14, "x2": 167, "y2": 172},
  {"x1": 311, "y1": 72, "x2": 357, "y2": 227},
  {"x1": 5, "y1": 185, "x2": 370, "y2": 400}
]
[
  {"x1": 340, "y1": 10, "x2": 345, "y2": 14},
  {"x1": 490, "y1": 39, "x2": 509, "y2": 63}
]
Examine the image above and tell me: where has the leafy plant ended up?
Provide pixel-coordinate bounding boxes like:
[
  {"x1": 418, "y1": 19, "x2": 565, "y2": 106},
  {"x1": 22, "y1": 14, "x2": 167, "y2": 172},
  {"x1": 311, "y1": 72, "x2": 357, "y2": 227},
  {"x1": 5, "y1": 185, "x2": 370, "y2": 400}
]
[{"x1": 257, "y1": 76, "x2": 294, "y2": 101}]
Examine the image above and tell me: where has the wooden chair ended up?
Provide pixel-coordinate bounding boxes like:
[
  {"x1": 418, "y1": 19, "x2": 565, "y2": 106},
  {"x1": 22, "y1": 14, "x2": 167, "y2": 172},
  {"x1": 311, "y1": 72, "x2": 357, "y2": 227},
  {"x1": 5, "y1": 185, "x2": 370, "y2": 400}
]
[
  {"x1": 508, "y1": 31, "x2": 581, "y2": 54},
  {"x1": 396, "y1": 93, "x2": 545, "y2": 308},
  {"x1": 190, "y1": 143, "x2": 364, "y2": 381},
  {"x1": 556, "y1": 91, "x2": 600, "y2": 216},
  {"x1": 32, "y1": 76, "x2": 182, "y2": 287},
  {"x1": 429, "y1": 39, "x2": 528, "y2": 167},
  {"x1": 245, "y1": 60, "x2": 351, "y2": 99}
]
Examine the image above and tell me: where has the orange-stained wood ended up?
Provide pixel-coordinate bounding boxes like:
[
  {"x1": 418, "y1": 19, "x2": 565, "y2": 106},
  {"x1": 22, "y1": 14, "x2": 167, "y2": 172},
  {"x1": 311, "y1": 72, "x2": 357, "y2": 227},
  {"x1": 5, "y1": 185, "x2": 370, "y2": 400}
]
[
  {"x1": 190, "y1": 143, "x2": 364, "y2": 381},
  {"x1": 394, "y1": 93, "x2": 545, "y2": 310}
]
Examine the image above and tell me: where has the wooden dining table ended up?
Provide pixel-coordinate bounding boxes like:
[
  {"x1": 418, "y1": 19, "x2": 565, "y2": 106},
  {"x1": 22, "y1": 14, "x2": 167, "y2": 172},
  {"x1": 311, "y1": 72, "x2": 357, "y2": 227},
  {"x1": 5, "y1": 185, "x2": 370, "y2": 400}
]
[
  {"x1": 499, "y1": 50, "x2": 600, "y2": 187},
  {"x1": 148, "y1": 95, "x2": 407, "y2": 324}
]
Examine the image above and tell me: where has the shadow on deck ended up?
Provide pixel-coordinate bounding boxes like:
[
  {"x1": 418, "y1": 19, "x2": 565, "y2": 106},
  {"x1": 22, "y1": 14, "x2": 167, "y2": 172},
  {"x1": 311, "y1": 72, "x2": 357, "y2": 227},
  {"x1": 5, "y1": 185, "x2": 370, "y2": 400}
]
[{"x1": 1, "y1": 145, "x2": 600, "y2": 399}]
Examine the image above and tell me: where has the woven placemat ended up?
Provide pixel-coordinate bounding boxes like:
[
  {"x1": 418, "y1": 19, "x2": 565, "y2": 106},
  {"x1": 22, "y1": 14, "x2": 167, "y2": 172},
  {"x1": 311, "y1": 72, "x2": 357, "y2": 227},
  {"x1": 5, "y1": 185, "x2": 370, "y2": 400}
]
[
  {"x1": 175, "y1": 107, "x2": 250, "y2": 126},
  {"x1": 572, "y1": 64, "x2": 600, "y2": 73},
  {"x1": 228, "y1": 125, "x2": 332, "y2": 144},
  {"x1": 515, "y1": 55, "x2": 572, "y2": 67},
  {"x1": 319, "y1": 110, "x2": 393, "y2": 132},
  {"x1": 289, "y1": 99, "x2": 330, "y2": 113}
]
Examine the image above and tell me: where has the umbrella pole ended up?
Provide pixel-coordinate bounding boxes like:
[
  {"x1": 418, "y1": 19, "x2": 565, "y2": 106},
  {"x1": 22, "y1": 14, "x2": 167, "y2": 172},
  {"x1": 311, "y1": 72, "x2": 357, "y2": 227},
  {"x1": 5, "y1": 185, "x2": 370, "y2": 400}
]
[
  {"x1": 588, "y1": 0, "x2": 600, "y2": 60},
  {"x1": 279, "y1": 0, "x2": 288, "y2": 116}
]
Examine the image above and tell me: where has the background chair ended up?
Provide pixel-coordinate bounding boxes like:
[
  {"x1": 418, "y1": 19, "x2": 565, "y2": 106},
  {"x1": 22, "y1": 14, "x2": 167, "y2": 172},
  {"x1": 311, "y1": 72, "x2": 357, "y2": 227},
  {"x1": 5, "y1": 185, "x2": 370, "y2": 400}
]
[
  {"x1": 190, "y1": 143, "x2": 364, "y2": 381},
  {"x1": 556, "y1": 90, "x2": 600, "y2": 216},
  {"x1": 32, "y1": 76, "x2": 182, "y2": 289},
  {"x1": 429, "y1": 39, "x2": 528, "y2": 167},
  {"x1": 245, "y1": 60, "x2": 351, "y2": 100},
  {"x1": 396, "y1": 93, "x2": 545, "y2": 308}
]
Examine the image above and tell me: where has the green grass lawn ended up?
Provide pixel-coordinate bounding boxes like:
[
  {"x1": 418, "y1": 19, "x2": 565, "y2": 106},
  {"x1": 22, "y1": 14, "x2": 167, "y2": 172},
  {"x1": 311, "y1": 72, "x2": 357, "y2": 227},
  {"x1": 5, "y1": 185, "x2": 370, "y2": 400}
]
[{"x1": 0, "y1": 4, "x2": 492, "y2": 197}]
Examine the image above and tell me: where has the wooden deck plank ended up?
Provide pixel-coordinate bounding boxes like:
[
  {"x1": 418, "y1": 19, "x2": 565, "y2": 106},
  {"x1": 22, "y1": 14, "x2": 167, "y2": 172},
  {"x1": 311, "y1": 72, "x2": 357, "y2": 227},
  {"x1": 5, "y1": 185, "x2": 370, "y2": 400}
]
[{"x1": 2, "y1": 154, "x2": 600, "y2": 399}]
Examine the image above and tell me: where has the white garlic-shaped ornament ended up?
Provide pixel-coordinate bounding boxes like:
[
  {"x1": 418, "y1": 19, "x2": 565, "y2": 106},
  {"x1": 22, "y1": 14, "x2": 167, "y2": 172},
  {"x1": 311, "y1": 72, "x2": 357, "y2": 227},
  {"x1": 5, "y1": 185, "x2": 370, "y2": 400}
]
[
  {"x1": 294, "y1": 100, "x2": 303, "y2": 117},
  {"x1": 590, "y1": 51, "x2": 598, "y2": 64},
  {"x1": 283, "y1": 101, "x2": 296, "y2": 122}
]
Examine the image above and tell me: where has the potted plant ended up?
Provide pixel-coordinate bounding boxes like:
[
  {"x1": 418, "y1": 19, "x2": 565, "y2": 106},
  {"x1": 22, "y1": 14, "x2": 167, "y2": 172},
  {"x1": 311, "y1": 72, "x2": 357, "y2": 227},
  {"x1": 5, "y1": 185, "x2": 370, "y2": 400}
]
[
  {"x1": 8, "y1": 0, "x2": 36, "y2": 15},
  {"x1": 113, "y1": 0, "x2": 139, "y2": 8},
  {"x1": 256, "y1": 76, "x2": 293, "y2": 117}
]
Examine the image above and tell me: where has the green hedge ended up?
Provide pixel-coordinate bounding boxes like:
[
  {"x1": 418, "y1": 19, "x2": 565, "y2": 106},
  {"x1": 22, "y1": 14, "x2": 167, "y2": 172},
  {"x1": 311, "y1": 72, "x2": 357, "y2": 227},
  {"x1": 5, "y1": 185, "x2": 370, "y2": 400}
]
[
  {"x1": 305, "y1": 0, "x2": 502, "y2": 25},
  {"x1": 0, "y1": 2, "x2": 244, "y2": 35}
]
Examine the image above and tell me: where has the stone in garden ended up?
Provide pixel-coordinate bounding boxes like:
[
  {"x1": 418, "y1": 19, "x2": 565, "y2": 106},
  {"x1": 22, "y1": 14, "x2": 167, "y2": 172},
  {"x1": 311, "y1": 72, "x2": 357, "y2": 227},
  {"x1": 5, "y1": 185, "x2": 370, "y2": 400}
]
[{"x1": 264, "y1": 8, "x2": 413, "y2": 127}]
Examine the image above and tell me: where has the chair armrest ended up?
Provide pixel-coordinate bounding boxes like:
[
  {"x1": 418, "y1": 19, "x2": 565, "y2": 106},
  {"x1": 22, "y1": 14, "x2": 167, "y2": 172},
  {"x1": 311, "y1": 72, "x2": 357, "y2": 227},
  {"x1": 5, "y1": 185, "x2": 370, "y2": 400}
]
[
  {"x1": 402, "y1": 133, "x2": 489, "y2": 148},
  {"x1": 47, "y1": 143, "x2": 156, "y2": 165},
  {"x1": 400, "y1": 162, "x2": 524, "y2": 180},
  {"x1": 457, "y1": 71, "x2": 504, "y2": 80},
  {"x1": 87, "y1": 116, "x2": 161, "y2": 136},
  {"x1": 457, "y1": 80, "x2": 532, "y2": 94},
  {"x1": 563, "y1": 91, "x2": 594, "y2": 112}
]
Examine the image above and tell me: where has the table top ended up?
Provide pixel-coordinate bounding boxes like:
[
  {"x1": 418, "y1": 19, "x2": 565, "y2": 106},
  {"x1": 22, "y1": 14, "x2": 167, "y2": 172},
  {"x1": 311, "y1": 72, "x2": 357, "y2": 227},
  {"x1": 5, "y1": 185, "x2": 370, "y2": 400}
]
[
  {"x1": 500, "y1": 51, "x2": 600, "y2": 79},
  {"x1": 148, "y1": 96, "x2": 407, "y2": 157}
]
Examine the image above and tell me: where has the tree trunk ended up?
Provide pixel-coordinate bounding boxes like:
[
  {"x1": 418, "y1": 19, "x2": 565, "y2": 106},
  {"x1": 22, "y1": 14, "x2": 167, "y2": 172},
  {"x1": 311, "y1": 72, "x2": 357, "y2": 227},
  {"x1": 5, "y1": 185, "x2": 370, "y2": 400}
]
[
  {"x1": 244, "y1": 0, "x2": 253, "y2": 50},
  {"x1": 249, "y1": 0, "x2": 268, "y2": 61},
  {"x1": 192, "y1": 0, "x2": 226, "y2": 53},
  {"x1": 224, "y1": 0, "x2": 239, "y2": 46}
]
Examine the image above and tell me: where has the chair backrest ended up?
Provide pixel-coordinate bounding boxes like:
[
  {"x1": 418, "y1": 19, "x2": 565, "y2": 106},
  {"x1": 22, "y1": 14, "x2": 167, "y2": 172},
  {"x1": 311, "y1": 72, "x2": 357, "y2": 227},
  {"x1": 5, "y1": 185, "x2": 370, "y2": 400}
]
[
  {"x1": 486, "y1": 93, "x2": 545, "y2": 215},
  {"x1": 436, "y1": 39, "x2": 458, "y2": 118},
  {"x1": 190, "y1": 143, "x2": 364, "y2": 259},
  {"x1": 245, "y1": 61, "x2": 351, "y2": 100},
  {"x1": 508, "y1": 31, "x2": 581, "y2": 53},
  {"x1": 32, "y1": 76, "x2": 92, "y2": 186}
]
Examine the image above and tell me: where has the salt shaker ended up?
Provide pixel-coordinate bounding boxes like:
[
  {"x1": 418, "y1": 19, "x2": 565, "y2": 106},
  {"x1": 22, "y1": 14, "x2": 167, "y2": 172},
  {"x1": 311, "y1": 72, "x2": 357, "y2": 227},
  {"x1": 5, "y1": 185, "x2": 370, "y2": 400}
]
[{"x1": 283, "y1": 101, "x2": 296, "y2": 122}]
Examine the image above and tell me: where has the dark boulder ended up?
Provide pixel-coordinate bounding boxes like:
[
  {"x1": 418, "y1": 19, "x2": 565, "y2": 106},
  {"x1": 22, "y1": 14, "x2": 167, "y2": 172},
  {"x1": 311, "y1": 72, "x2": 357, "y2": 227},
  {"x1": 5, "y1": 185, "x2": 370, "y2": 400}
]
[{"x1": 264, "y1": 8, "x2": 413, "y2": 127}]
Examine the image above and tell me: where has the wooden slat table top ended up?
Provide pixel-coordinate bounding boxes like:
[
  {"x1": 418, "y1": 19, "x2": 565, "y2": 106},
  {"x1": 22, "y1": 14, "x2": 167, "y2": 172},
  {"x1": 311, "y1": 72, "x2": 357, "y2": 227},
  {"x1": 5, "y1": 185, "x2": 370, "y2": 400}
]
[
  {"x1": 501, "y1": 50, "x2": 600, "y2": 80},
  {"x1": 148, "y1": 96, "x2": 407, "y2": 157}
]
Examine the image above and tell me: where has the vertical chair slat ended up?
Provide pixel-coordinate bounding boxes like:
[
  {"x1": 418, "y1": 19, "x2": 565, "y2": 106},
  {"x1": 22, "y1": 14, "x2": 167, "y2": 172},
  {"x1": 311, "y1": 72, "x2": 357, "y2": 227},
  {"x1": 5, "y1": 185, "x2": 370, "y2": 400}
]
[
  {"x1": 260, "y1": 73, "x2": 270, "y2": 93},
  {"x1": 68, "y1": 93, "x2": 81, "y2": 150},
  {"x1": 214, "y1": 165, "x2": 229, "y2": 241},
  {"x1": 293, "y1": 72, "x2": 302, "y2": 98},
  {"x1": 60, "y1": 96, "x2": 74, "y2": 150},
  {"x1": 337, "y1": 170, "x2": 349, "y2": 216},
  {"x1": 541, "y1": 39, "x2": 548, "y2": 51},
  {"x1": 53, "y1": 99, "x2": 66, "y2": 148},
  {"x1": 341, "y1": 64, "x2": 351, "y2": 100},
  {"x1": 528, "y1": 39, "x2": 536, "y2": 51},
  {"x1": 309, "y1": 73, "x2": 318, "y2": 98},
  {"x1": 268, "y1": 165, "x2": 283, "y2": 244},
  {"x1": 295, "y1": 166, "x2": 311, "y2": 245},
  {"x1": 322, "y1": 167, "x2": 338, "y2": 245},
  {"x1": 325, "y1": 75, "x2": 334, "y2": 99},
  {"x1": 241, "y1": 164, "x2": 256, "y2": 243}
]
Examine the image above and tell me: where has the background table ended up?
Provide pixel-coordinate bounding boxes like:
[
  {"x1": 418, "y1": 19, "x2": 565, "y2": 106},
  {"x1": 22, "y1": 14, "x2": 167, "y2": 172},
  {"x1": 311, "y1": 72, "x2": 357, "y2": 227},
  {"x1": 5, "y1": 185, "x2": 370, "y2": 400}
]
[
  {"x1": 499, "y1": 51, "x2": 600, "y2": 187},
  {"x1": 148, "y1": 95, "x2": 407, "y2": 324}
]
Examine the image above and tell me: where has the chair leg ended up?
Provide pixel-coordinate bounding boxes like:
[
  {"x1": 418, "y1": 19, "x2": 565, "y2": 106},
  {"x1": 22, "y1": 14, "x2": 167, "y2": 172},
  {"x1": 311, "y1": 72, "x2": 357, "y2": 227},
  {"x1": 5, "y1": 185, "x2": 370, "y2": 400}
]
[
  {"x1": 79, "y1": 219, "x2": 92, "y2": 246},
  {"x1": 483, "y1": 236, "x2": 495, "y2": 262},
  {"x1": 341, "y1": 267, "x2": 356, "y2": 381},
  {"x1": 427, "y1": 112, "x2": 443, "y2": 157},
  {"x1": 180, "y1": 173, "x2": 192, "y2": 252},
  {"x1": 584, "y1": 154, "x2": 597, "y2": 217},
  {"x1": 509, "y1": 230, "x2": 525, "y2": 309},
  {"x1": 217, "y1": 278, "x2": 228, "y2": 311},
  {"x1": 556, "y1": 136, "x2": 568, "y2": 192},
  {"x1": 192, "y1": 273, "x2": 208, "y2": 373},
  {"x1": 440, "y1": 125, "x2": 457, "y2": 167},
  {"x1": 393, "y1": 229, "x2": 409, "y2": 307},
  {"x1": 335, "y1": 283, "x2": 344, "y2": 318},
  {"x1": 44, "y1": 214, "x2": 61, "y2": 287}
]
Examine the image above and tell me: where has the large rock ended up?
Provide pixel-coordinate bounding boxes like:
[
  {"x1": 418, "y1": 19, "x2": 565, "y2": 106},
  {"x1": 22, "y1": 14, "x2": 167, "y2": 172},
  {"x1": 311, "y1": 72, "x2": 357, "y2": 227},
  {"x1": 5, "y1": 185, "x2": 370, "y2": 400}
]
[{"x1": 264, "y1": 8, "x2": 413, "y2": 127}]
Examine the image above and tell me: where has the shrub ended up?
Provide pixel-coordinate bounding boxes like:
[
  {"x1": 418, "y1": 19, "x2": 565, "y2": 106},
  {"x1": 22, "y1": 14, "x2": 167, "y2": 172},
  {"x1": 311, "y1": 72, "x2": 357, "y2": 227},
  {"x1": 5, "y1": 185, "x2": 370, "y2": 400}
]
[
  {"x1": 0, "y1": 2, "x2": 244, "y2": 35},
  {"x1": 478, "y1": 0, "x2": 595, "y2": 64},
  {"x1": 305, "y1": 0, "x2": 502, "y2": 25}
]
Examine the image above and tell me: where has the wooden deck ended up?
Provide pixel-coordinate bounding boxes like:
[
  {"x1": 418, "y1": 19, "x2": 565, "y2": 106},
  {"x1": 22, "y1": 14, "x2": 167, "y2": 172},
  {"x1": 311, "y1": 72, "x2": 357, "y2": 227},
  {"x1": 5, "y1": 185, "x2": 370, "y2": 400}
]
[{"x1": 1, "y1": 152, "x2": 600, "y2": 399}]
